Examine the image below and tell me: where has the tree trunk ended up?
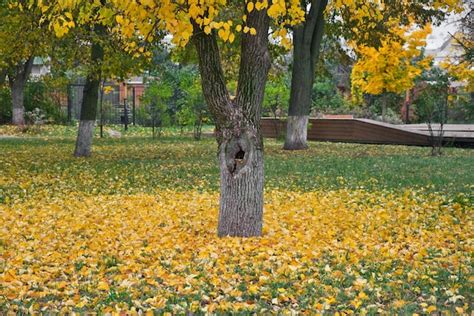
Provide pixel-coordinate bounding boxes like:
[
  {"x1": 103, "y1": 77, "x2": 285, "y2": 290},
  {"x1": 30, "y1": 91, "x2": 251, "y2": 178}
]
[
  {"x1": 284, "y1": 0, "x2": 328, "y2": 150},
  {"x1": 74, "y1": 29, "x2": 104, "y2": 157},
  {"x1": 217, "y1": 129, "x2": 264, "y2": 237},
  {"x1": 8, "y1": 57, "x2": 34, "y2": 126},
  {"x1": 193, "y1": 8, "x2": 270, "y2": 237},
  {"x1": 11, "y1": 81, "x2": 26, "y2": 126}
]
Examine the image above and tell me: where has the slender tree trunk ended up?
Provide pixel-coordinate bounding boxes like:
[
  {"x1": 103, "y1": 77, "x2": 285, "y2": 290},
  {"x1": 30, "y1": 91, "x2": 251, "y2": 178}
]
[
  {"x1": 285, "y1": 27, "x2": 312, "y2": 149},
  {"x1": 8, "y1": 57, "x2": 34, "y2": 126},
  {"x1": 74, "y1": 30, "x2": 104, "y2": 157},
  {"x1": 193, "y1": 8, "x2": 271, "y2": 237},
  {"x1": 284, "y1": 0, "x2": 328, "y2": 150}
]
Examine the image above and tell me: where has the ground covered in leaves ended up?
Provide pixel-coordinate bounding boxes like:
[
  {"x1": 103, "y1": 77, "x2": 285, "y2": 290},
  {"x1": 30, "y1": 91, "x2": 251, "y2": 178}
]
[{"x1": 0, "y1": 126, "x2": 473, "y2": 314}]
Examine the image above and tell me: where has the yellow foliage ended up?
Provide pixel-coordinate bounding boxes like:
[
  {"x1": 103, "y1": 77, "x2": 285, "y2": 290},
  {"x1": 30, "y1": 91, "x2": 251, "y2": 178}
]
[
  {"x1": 351, "y1": 24, "x2": 433, "y2": 100},
  {"x1": 38, "y1": 0, "x2": 304, "y2": 49}
]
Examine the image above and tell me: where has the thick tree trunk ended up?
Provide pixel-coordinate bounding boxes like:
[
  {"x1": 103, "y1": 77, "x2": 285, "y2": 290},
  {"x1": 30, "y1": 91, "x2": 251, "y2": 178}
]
[
  {"x1": 8, "y1": 57, "x2": 34, "y2": 126},
  {"x1": 193, "y1": 8, "x2": 270, "y2": 237},
  {"x1": 284, "y1": 0, "x2": 328, "y2": 150},
  {"x1": 74, "y1": 29, "x2": 104, "y2": 157},
  {"x1": 217, "y1": 129, "x2": 264, "y2": 237}
]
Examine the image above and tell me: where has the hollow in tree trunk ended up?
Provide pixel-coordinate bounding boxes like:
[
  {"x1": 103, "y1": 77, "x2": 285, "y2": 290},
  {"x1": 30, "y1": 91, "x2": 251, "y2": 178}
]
[
  {"x1": 193, "y1": 8, "x2": 270, "y2": 237},
  {"x1": 217, "y1": 128, "x2": 264, "y2": 236},
  {"x1": 74, "y1": 31, "x2": 104, "y2": 157},
  {"x1": 8, "y1": 57, "x2": 34, "y2": 126},
  {"x1": 284, "y1": 0, "x2": 328, "y2": 150}
]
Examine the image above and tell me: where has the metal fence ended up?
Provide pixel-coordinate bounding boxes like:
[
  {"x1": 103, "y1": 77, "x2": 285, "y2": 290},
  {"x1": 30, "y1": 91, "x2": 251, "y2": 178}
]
[{"x1": 67, "y1": 83, "x2": 143, "y2": 127}]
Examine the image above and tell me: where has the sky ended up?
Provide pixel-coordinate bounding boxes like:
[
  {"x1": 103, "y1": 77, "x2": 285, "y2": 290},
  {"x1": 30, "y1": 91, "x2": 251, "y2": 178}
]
[{"x1": 426, "y1": 11, "x2": 463, "y2": 50}]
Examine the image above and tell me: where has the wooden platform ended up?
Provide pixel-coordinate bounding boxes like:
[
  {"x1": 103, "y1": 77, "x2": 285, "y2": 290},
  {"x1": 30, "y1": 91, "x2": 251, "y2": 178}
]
[{"x1": 261, "y1": 118, "x2": 474, "y2": 147}]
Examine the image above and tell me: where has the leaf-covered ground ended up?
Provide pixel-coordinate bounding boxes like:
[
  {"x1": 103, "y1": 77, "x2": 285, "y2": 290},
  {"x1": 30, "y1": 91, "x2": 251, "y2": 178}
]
[{"x1": 0, "y1": 126, "x2": 473, "y2": 314}]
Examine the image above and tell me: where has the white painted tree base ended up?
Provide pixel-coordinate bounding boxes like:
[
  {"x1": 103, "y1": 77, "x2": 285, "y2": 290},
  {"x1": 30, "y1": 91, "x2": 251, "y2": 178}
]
[
  {"x1": 74, "y1": 120, "x2": 95, "y2": 157},
  {"x1": 12, "y1": 106, "x2": 25, "y2": 126},
  {"x1": 283, "y1": 115, "x2": 309, "y2": 150}
]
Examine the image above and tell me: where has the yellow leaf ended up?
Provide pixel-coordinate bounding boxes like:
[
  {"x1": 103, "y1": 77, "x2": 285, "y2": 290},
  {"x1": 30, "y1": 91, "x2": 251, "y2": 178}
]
[
  {"x1": 97, "y1": 281, "x2": 110, "y2": 291},
  {"x1": 426, "y1": 306, "x2": 437, "y2": 313},
  {"x1": 247, "y1": 2, "x2": 254, "y2": 12}
]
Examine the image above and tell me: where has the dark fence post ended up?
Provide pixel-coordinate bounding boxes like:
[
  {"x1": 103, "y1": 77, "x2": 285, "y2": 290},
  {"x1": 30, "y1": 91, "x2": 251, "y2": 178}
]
[
  {"x1": 124, "y1": 99, "x2": 129, "y2": 131},
  {"x1": 132, "y1": 87, "x2": 136, "y2": 126},
  {"x1": 99, "y1": 81, "x2": 105, "y2": 138},
  {"x1": 67, "y1": 84, "x2": 72, "y2": 124}
]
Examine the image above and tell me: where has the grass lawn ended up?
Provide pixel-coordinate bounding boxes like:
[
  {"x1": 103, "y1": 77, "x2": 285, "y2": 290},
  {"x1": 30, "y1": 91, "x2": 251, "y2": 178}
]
[{"x1": 0, "y1": 125, "x2": 473, "y2": 314}]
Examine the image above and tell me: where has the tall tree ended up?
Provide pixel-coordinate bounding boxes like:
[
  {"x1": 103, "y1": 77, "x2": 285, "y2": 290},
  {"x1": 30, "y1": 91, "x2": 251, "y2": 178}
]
[
  {"x1": 42, "y1": 2, "x2": 153, "y2": 157},
  {"x1": 283, "y1": 0, "x2": 465, "y2": 150},
  {"x1": 36, "y1": 0, "x2": 302, "y2": 236}
]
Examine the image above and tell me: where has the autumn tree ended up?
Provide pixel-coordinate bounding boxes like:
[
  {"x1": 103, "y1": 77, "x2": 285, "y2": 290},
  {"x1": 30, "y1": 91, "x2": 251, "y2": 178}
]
[
  {"x1": 40, "y1": 1, "x2": 152, "y2": 157},
  {"x1": 351, "y1": 25, "x2": 434, "y2": 115},
  {"x1": 283, "y1": 0, "x2": 465, "y2": 150},
  {"x1": 0, "y1": 1, "x2": 53, "y2": 125},
  {"x1": 34, "y1": 0, "x2": 304, "y2": 236}
]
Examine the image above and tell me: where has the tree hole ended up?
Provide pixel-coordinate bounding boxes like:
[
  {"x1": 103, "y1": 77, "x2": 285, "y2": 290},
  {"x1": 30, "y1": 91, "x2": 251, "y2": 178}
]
[{"x1": 235, "y1": 149, "x2": 245, "y2": 160}]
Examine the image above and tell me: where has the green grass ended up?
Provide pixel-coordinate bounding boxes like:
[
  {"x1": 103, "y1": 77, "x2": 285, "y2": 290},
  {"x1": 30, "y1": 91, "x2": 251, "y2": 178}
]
[{"x1": 1, "y1": 125, "x2": 473, "y2": 203}]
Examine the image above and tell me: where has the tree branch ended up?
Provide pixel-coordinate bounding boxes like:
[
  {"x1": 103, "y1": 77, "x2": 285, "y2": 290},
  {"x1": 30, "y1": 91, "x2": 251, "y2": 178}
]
[
  {"x1": 309, "y1": 0, "x2": 328, "y2": 65},
  {"x1": 192, "y1": 21, "x2": 233, "y2": 130},
  {"x1": 235, "y1": 8, "x2": 271, "y2": 125}
]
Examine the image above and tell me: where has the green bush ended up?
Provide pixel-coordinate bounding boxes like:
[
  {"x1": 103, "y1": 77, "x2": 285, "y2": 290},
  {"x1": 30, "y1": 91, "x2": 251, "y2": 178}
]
[
  {"x1": 24, "y1": 81, "x2": 66, "y2": 124},
  {"x1": 310, "y1": 77, "x2": 354, "y2": 116},
  {"x1": 0, "y1": 80, "x2": 66, "y2": 125}
]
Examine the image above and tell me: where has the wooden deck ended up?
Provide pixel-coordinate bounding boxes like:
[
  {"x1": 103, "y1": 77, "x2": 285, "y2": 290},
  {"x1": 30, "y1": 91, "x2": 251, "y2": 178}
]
[{"x1": 261, "y1": 118, "x2": 474, "y2": 147}]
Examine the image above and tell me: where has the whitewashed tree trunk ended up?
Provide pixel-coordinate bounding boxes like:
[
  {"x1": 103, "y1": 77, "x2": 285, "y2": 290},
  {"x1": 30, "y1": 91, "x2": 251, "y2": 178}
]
[
  {"x1": 8, "y1": 57, "x2": 34, "y2": 126},
  {"x1": 284, "y1": 0, "x2": 328, "y2": 150},
  {"x1": 74, "y1": 120, "x2": 95, "y2": 157},
  {"x1": 73, "y1": 26, "x2": 104, "y2": 157},
  {"x1": 11, "y1": 84, "x2": 25, "y2": 126},
  {"x1": 284, "y1": 115, "x2": 309, "y2": 150}
]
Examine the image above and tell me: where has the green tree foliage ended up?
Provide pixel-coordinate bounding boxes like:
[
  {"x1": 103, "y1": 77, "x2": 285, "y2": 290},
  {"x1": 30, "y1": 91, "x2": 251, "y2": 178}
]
[
  {"x1": 414, "y1": 68, "x2": 449, "y2": 124},
  {"x1": 311, "y1": 76, "x2": 351, "y2": 114},
  {"x1": 176, "y1": 68, "x2": 210, "y2": 140},
  {"x1": 263, "y1": 74, "x2": 290, "y2": 119},
  {"x1": 0, "y1": 79, "x2": 66, "y2": 124},
  {"x1": 140, "y1": 79, "x2": 173, "y2": 137}
]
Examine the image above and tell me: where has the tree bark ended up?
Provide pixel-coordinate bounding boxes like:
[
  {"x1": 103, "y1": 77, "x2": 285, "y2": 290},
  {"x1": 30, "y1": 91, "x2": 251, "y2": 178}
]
[
  {"x1": 8, "y1": 57, "x2": 34, "y2": 126},
  {"x1": 74, "y1": 29, "x2": 104, "y2": 157},
  {"x1": 193, "y1": 8, "x2": 270, "y2": 237},
  {"x1": 284, "y1": 0, "x2": 328, "y2": 150}
]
